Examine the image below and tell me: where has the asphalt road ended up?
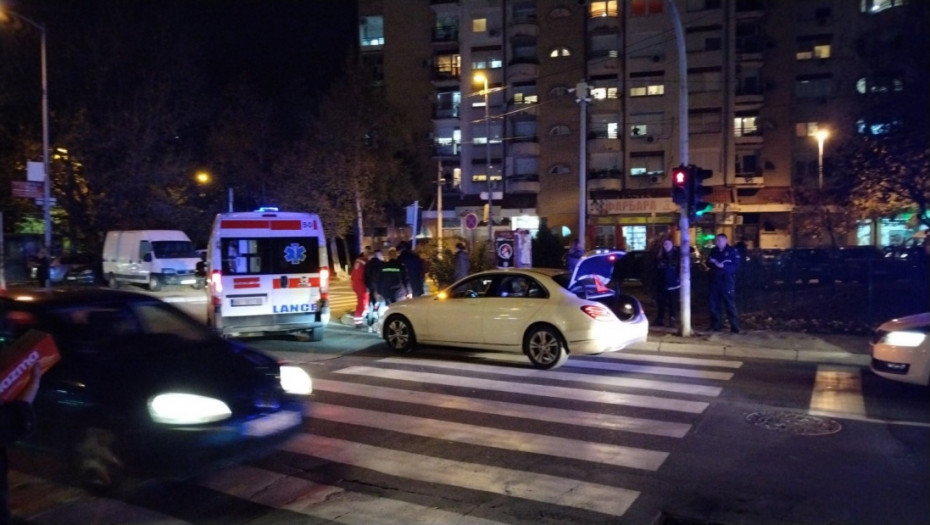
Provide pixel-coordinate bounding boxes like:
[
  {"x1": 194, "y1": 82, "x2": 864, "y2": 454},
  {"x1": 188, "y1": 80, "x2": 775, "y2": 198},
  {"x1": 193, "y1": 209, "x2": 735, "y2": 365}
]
[{"x1": 8, "y1": 282, "x2": 929, "y2": 524}]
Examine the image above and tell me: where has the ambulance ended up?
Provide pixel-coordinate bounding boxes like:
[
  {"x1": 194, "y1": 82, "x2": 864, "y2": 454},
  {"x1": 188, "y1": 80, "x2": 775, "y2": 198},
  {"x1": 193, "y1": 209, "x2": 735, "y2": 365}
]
[{"x1": 205, "y1": 209, "x2": 330, "y2": 340}]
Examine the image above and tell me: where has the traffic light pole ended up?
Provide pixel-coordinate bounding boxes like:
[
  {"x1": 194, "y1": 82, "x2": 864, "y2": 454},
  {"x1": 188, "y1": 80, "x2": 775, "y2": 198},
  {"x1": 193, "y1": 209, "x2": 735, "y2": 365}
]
[{"x1": 669, "y1": 0, "x2": 692, "y2": 336}]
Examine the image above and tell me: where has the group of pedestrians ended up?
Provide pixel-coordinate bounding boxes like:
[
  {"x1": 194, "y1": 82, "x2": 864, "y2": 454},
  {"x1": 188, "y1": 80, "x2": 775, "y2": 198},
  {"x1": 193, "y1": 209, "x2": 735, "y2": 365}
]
[
  {"x1": 600, "y1": 232, "x2": 741, "y2": 333},
  {"x1": 350, "y1": 241, "x2": 427, "y2": 329}
]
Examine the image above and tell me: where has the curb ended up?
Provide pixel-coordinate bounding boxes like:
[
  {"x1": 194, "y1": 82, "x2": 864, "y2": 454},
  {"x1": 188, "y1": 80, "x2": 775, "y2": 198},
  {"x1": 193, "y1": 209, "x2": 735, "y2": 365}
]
[{"x1": 627, "y1": 338, "x2": 871, "y2": 366}]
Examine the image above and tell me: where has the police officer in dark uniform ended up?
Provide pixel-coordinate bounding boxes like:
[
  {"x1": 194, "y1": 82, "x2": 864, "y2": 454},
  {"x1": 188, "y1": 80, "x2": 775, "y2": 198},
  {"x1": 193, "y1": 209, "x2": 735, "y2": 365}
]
[
  {"x1": 654, "y1": 238, "x2": 681, "y2": 326},
  {"x1": 707, "y1": 233, "x2": 740, "y2": 333}
]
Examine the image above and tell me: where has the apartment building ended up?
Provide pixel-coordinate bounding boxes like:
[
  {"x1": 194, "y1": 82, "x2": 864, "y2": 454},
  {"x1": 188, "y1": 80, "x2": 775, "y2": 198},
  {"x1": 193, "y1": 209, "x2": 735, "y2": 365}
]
[{"x1": 357, "y1": 0, "x2": 926, "y2": 251}]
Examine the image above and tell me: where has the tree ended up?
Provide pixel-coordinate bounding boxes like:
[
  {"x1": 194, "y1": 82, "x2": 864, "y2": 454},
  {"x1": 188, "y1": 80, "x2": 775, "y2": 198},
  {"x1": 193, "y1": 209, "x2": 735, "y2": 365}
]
[
  {"x1": 845, "y1": 133, "x2": 930, "y2": 230},
  {"x1": 271, "y1": 61, "x2": 419, "y2": 270}
]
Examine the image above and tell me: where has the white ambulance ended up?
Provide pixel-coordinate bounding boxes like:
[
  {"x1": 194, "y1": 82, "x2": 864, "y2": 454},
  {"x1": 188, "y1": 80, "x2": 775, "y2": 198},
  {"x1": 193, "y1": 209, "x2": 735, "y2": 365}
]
[{"x1": 205, "y1": 209, "x2": 330, "y2": 340}]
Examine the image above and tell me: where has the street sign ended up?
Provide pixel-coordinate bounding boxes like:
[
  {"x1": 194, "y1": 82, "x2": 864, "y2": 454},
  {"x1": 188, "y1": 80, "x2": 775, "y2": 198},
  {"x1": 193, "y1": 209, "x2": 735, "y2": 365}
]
[
  {"x1": 12, "y1": 181, "x2": 42, "y2": 199},
  {"x1": 464, "y1": 212, "x2": 479, "y2": 230}
]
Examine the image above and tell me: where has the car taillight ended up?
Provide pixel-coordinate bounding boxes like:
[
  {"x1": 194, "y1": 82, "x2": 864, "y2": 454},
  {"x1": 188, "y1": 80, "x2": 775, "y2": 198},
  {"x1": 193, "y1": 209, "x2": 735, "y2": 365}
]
[
  {"x1": 581, "y1": 304, "x2": 614, "y2": 321},
  {"x1": 319, "y1": 268, "x2": 329, "y2": 299},
  {"x1": 210, "y1": 270, "x2": 223, "y2": 305}
]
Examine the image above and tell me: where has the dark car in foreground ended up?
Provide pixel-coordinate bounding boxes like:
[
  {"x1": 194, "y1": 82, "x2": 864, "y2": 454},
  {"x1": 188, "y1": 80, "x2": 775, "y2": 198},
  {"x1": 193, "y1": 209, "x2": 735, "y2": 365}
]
[{"x1": 0, "y1": 288, "x2": 312, "y2": 489}]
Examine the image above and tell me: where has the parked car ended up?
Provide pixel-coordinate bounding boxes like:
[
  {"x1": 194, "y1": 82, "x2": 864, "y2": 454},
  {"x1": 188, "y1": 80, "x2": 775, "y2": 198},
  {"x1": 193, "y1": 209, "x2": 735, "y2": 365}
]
[
  {"x1": 870, "y1": 312, "x2": 930, "y2": 386},
  {"x1": 771, "y1": 248, "x2": 837, "y2": 284},
  {"x1": 835, "y1": 245, "x2": 901, "y2": 281},
  {"x1": 376, "y1": 253, "x2": 649, "y2": 369},
  {"x1": 0, "y1": 288, "x2": 312, "y2": 489},
  {"x1": 55, "y1": 253, "x2": 100, "y2": 285}
]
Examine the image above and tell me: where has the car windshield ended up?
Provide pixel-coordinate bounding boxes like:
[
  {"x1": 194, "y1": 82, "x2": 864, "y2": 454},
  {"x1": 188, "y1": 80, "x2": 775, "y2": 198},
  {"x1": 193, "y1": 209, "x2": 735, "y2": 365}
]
[{"x1": 152, "y1": 240, "x2": 198, "y2": 259}]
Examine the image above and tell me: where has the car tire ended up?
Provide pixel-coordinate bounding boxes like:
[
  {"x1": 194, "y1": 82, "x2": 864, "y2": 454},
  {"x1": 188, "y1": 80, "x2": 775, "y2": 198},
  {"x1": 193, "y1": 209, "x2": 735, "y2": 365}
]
[
  {"x1": 107, "y1": 274, "x2": 120, "y2": 289},
  {"x1": 524, "y1": 325, "x2": 568, "y2": 369},
  {"x1": 74, "y1": 426, "x2": 128, "y2": 492},
  {"x1": 148, "y1": 275, "x2": 161, "y2": 292},
  {"x1": 384, "y1": 314, "x2": 416, "y2": 353}
]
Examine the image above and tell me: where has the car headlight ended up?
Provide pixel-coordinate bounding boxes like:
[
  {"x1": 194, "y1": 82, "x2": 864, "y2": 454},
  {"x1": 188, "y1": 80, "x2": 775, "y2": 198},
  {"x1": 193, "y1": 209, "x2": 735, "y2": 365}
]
[
  {"x1": 280, "y1": 365, "x2": 312, "y2": 395},
  {"x1": 147, "y1": 393, "x2": 232, "y2": 424},
  {"x1": 881, "y1": 331, "x2": 926, "y2": 347}
]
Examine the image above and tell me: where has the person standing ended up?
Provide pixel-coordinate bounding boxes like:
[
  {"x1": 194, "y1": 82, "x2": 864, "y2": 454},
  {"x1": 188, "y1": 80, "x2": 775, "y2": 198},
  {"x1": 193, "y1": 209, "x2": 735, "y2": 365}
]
[
  {"x1": 566, "y1": 238, "x2": 584, "y2": 274},
  {"x1": 453, "y1": 243, "x2": 470, "y2": 282},
  {"x1": 707, "y1": 233, "x2": 741, "y2": 333},
  {"x1": 654, "y1": 238, "x2": 681, "y2": 327},
  {"x1": 364, "y1": 250, "x2": 385, "y2": 323},
  {"x1": 396, "y1": 241, "x2": 425, "y2": 297},
  {"x1": 34, "y1": 249, "x2": 50, "y2": 288},
  {"x1": 1, "y1": 362, "x2": 42, "y2": 525},
  {"x1": 379, "y1": 249, "x2": 411, "y2": 304},
  {"x1": 350, "y1": 251, "x2": 369, "y2": 329}
]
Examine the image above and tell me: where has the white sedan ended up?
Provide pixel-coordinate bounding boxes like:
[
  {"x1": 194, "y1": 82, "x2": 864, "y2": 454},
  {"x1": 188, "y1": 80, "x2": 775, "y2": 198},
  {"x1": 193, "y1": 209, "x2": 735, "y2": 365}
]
[
  {"x1": 870, "y1": 312, "x2": 930, "y2": 386},
  {"x1": 376, "y1": 266, "x2": 648, "y2": 369}
]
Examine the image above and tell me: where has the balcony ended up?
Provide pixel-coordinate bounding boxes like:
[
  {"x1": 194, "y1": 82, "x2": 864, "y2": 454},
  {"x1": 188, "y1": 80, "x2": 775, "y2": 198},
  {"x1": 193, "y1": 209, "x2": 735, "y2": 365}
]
[
  {"x1": 587, "y1": 49, "x2": 620, "y2": 76},
  {"x1": 432, "y1": 26, "x2": 459, "y2": 43},
  {"x1": 507, "y1": 174, "x2": 540, "y2": 194},
  {"x1": 587, "y1": 169, "x2": 622, "y2": 191},
  {"x1": 510, "y1": 16, "x2": 539, "y2": 38},
  {"x1": 587, "y1": 132, "x2": 621, "y2": 153},
  {"x1": 432, "y1": 105, "x2": 460, "y2": 120},
  {"x1": 507, "y1": 57, "x2": 539, "y2": 82},
  {"x1": 587, "y1": 14, "x2": 620, "y2": 33},
  {"x1": 509, "y1": 137, "x2": 539, "y2": 157}
]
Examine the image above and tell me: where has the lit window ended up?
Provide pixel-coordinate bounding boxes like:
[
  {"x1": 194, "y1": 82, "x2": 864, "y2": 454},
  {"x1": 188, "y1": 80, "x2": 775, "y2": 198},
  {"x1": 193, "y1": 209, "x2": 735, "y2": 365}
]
[
  {"x1": 473, "y1": 18, "x2": 487, "y2": 32},
  {"x1": 795, "y1": 122, "x2": 822, "y2": 137},
  {"x1": 549, "y1": 47, "x2": 571, "y2": 58},
  {"x1": 591, "y1": 87, "x2": 619, "y2": 99},
  {"x1": 734, "y1": 116, "x2": 759, "y2": 137},
  {"x1": 630, "y1": 84, "x2": 664, "y2": 97},
  {"x1": 589, "y1": 1, "x2": 619, "y2": 17},
  {"x1": 359, "y1": 16, "x2": 384, "y2": 47}
]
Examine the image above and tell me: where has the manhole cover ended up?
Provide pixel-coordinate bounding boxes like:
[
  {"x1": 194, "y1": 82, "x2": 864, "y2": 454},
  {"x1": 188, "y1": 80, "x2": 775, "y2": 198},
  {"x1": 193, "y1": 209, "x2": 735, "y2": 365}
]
[{"x1": 745, "y1": 410, "x2": 841, "y2": 435}]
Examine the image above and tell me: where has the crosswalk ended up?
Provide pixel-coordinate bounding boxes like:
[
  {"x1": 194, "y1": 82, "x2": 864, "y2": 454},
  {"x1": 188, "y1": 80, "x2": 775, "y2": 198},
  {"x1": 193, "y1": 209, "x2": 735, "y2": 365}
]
[{"x1": 11, "y1": 350, "x2": 743, "y2": 524}]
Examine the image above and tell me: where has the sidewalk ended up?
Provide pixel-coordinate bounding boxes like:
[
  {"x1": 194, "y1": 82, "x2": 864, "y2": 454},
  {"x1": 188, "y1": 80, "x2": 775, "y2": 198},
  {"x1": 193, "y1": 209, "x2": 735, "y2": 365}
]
[{"x1": 629, "y1": 325, "x2": 872, "y2": 367}]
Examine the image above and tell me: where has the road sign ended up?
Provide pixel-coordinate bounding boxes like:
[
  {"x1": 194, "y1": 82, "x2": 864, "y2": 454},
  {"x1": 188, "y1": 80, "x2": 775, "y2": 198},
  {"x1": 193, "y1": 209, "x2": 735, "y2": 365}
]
[
  {"x1": 464, "y1": 212, "x2": 479, "y2": 230},
  {"x1": 12, "y1": 181, "x2": 42, "y2": 199}
]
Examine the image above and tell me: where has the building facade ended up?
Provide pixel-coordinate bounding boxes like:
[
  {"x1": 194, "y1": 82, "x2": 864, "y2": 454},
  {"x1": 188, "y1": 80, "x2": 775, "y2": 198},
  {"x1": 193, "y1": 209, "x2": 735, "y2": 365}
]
[{"x1": 357, "y1": 0, "x2": 926, "y2": 251}]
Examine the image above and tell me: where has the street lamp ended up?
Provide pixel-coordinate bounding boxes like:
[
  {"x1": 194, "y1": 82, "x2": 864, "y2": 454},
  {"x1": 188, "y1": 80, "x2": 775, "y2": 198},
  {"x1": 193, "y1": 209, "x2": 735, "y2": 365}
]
[
  {"x1": 1, "y1": 8, "x2": 51, "y2": 255},
  {"x1": 194, "y1": 171, "x2": 233, "y2": 212},
  {"x1": 815, "y1": 128, "x2": 829, "y2": 190},
  {"x1": 474, "y1": 72, "x2": 492, "y2": 252}
]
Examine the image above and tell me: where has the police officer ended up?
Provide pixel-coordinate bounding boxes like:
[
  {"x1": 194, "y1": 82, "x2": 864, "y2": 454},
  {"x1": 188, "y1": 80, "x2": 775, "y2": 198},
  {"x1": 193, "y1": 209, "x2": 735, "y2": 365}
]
[
  {"x1": 654, "y1": 238, "x2": 681, "y2": 327},
  {"x1": 707, "y1": 233, "x2": 740, "y2": 333},
  {"x1": 396, "y1": 241, "x2": 425, "y2": 297}
]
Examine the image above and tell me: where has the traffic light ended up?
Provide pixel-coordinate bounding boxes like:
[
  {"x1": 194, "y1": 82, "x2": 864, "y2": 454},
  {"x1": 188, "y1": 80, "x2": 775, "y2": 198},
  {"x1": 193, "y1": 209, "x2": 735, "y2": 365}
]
[
  {"x1": 671, "y1": 165, "x2": 689, "y2": 207},
  {"x1": 689, "y1": 165, "x2": 714, "y2": 219}
]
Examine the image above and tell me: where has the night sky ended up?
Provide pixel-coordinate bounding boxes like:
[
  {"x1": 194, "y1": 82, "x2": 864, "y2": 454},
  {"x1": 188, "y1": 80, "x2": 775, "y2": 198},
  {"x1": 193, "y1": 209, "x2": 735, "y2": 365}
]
[{"x1": 6, "y1": 0, "x2": 359, "y2": 99}]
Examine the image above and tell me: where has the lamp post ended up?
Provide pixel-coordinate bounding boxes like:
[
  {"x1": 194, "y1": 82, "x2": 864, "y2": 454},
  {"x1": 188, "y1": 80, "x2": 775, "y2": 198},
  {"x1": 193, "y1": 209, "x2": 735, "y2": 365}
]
[
  {"x1": 815, "y1": 129, "x2": 829, "y2": 190},
  {"x1": 2, "y1": 9, "x2": 51, "y2": 253},
  {"x1": 195, "y1": 171, "x2": 233, "y2": 212},
  {"x1": 474, "y1": 72, "x2": 492, "y2": 251}
]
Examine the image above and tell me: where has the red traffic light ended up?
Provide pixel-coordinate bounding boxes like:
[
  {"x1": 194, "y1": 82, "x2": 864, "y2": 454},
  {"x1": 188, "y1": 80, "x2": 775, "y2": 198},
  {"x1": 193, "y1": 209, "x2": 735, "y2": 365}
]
[{"x1": 672, "y1": 168, "x2": 687, "y2": 186}]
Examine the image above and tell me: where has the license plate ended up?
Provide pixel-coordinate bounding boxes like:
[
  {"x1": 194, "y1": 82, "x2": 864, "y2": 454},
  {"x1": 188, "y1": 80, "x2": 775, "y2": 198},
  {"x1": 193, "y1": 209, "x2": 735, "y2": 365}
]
[{"x1": 242, "y1": 410, "x2": 302, "y2": 437}]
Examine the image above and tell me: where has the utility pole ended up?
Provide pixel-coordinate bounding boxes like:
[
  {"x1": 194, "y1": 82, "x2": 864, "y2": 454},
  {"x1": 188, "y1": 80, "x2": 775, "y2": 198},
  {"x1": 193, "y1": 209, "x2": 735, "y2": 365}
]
[
  {"x1": 575, "y1": 81, "x2": 590, "y2": 250},
  {"x1": 668, "y1": 0, "x2": 693, "y2": 336},
  {"x1": 436, "y1": 160, "x2": 443, "y2": 258}
]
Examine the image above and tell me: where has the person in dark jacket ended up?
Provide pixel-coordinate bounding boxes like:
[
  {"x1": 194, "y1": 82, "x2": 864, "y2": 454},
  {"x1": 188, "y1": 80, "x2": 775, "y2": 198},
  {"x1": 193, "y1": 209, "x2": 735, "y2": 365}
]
[
  {"x1": 396, "y1": 241, "x2": 425, "y2": 297},
  {"x1": 1, "y1": 362, "x2": 42, "y2": 525},
  {"x1": 707, "y1": 233, "x2": 741, "y2": 333},
  {"x1": 453, "y1": 243, "x2": 470, "y2": 282},
  {"x1": 34, "y1": 249, "x2": 50, "y2": 288},
  {"x1": 379, "y1": 249, "x2": 411, "y2": 304},
  {"x1": 653, "y1": 238, "x2": 681, "y2": 326},
  {"x1": 363, "y1": 250, "x2": 385, "y2": 322}
]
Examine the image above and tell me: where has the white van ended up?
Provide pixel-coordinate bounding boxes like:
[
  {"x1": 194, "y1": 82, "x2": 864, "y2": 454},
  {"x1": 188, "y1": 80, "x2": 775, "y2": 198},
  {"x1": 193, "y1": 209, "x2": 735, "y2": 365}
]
[
  {"x1": 205, "y1": 209, "x2": 330, "y2": 340},
  {"x1": 102, "y1": 230, "x2": 203, "y2": 291}
]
